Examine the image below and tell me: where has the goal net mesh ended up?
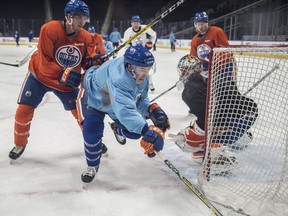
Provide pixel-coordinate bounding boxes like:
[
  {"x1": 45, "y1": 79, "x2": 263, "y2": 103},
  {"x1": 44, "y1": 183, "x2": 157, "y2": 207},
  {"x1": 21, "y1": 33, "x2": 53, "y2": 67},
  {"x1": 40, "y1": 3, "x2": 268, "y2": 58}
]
[{"x1": 198, "y1": 46, "x2": 288, "y2": 216}]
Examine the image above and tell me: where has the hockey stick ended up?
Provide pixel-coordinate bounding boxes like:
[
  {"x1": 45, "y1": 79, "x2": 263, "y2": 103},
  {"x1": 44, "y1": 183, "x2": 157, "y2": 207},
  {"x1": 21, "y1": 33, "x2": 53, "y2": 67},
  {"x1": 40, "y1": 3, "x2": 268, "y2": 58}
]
[
  {"x1": 106, "y1": 0, "x2": 186, "y2": 58},
  {"x1": 0, "y1": 46, "x2": 37, "y2": 67},
  {"x1": 243, "y1": 64, "x2": 280, "y2": 96},
  {"x1": 150, "y1": 82, "x2": 178, "y2": 102},
  {"x1": 156, "y1": 152, "x2": 223, "y2": 216}
]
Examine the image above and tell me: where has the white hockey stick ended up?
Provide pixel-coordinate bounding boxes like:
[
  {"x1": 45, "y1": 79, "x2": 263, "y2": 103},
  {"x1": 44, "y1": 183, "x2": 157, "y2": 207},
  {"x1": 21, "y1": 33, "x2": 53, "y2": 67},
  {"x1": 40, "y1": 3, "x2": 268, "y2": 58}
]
[{"x1": 0, "y1": 46, "x2": 37, "y2": 67}]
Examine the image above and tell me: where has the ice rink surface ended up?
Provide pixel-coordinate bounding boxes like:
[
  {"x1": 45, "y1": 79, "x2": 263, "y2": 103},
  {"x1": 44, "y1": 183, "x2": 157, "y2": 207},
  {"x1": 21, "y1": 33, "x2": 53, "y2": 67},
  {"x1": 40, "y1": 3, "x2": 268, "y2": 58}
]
[
  {"x1": 0, "y1": 46, "x2": 231, "y2": 216},
  {"x1": 0, "y1": 45, "x2": 240, "y2": 216}
]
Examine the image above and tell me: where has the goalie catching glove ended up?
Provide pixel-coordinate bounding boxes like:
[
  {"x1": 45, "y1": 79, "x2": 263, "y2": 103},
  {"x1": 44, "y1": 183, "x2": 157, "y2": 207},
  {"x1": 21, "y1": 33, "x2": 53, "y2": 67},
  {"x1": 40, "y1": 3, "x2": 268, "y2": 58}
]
[
  {"x1": 140, "y1": 125, "x2": 165, "y2": 158},
  {"x1": 149, "y1": 103, "x2": 170, "y2": 132},
  {"x1": 58, "y1": 67, "x2": 82, "y2": 88}
]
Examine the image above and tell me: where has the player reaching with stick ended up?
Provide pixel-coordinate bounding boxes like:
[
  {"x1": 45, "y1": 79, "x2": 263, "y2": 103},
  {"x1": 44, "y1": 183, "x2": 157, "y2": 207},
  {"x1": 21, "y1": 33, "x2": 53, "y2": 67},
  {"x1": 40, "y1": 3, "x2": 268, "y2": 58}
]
[{"x1": 77, "y1": 44, "x2": 170, "y2": 183}]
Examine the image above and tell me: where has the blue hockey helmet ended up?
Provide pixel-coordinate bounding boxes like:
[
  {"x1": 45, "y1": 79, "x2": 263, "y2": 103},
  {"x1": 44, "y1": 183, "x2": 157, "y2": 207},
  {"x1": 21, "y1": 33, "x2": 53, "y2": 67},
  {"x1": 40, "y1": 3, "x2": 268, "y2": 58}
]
[
  {"x1": 194, "y1": 11, "x2": 208, "y2": 24},
  {"x1": 102, "y1": 34, "x2": 108, "y2": 41},
  {"x1": 64, "y1": 0, "x2": 90, "y2": 18},
  {"x1": 131, "y1": 15, "x2": 141, "y2": 23},
  {"x1": 124, "y1": 44, "x2": 155, "y2": 67},
  {"x1": 88, "y1": 26, "x2": 95, "y2": 33}
]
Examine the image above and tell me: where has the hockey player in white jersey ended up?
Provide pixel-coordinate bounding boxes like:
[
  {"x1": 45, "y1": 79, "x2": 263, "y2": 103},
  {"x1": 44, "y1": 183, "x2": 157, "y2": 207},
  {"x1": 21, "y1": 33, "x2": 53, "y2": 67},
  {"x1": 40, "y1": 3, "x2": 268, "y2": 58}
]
[
  {"x1": 123, "y1": 15, "x2": 157, "y2": 91},
  {"x1": 77, "y1": 44, "x2": 170, "y2": 183}
]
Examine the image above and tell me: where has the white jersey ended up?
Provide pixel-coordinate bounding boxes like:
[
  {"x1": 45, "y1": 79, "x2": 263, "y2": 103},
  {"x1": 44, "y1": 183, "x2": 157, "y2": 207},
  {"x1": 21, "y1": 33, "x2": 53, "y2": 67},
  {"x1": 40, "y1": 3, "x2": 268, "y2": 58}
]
[{"x1": 123, "y1": 25, "x2": 157, "y2": 47}]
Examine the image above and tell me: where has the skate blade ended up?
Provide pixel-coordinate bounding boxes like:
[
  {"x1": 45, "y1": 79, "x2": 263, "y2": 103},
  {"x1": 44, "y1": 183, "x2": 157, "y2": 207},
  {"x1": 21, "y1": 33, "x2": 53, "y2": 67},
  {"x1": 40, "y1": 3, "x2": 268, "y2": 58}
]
[
  {"x1": 10, "y1": 160, "x2": 17, "y2": 165},
  {"x1": 102, "y1": 152, "x2": 109, "y2": 158}
]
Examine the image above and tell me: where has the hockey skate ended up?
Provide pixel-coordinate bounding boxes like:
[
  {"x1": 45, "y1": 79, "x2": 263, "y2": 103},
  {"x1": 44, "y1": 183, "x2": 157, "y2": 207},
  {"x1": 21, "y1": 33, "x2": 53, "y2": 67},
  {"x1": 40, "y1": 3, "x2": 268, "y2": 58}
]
[
  {"x1": 9, "y1": 145, "x2": 26, "y2": 160},
  {"x1": 81, "y1": 166, "x2": 99, "y2": 183},
  {"x1": 102, "y1": 143, "x2": 108, "y2": 154},
  {"x1": 101, "y1": 143, "x2": 109, "y2": 158},
  {"x1": 149, "y1": 83, "x2": 155, "y2": 92},
  {"x1": 109, "y1": 122, "x2": 126, "y2": 145}
]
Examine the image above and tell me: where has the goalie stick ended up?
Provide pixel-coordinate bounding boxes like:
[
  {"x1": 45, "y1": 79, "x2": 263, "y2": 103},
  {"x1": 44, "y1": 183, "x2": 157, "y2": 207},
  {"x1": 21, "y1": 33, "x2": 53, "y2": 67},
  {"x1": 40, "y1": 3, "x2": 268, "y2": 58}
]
[
  {"x1": 156, "y1": 152, "x2": 223, "y2": 216},
  {"x1": 0, "y1": 46, "x2": 37, "y2": 67},
  {"x1": 106, "y1": 0, "x2": 186, "y2": 59},
  {"x1": 150, "y1": 82, "x2": 178, "y2": 102}
]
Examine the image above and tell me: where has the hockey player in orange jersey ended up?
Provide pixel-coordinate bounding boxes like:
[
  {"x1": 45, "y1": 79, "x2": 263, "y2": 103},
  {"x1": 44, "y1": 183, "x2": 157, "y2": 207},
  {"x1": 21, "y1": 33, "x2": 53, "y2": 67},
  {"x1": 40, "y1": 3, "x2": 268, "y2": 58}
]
[
  {"x1": 87, "y1": 25, "x2": 106, "y2": 55},
  {"x1": 9, "y1": 0, "x2": 107, "y2": 160},
  {"x1": 184, "y1": 11, "x2": 231, "y2": 132}
]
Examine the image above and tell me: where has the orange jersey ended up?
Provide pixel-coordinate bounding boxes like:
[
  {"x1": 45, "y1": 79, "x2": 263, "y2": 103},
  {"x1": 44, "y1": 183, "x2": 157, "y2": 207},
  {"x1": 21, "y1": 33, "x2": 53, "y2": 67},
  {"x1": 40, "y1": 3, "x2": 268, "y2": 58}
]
[
  {"x1": 92, "y1": 33, "x2": 106, "y2": 55},
  {"x1": 190, "y1": 26, "x2": 230, "y2": 70},
  {"x1": 29, "y1": 20, "x2": 96, "y2": 92}
]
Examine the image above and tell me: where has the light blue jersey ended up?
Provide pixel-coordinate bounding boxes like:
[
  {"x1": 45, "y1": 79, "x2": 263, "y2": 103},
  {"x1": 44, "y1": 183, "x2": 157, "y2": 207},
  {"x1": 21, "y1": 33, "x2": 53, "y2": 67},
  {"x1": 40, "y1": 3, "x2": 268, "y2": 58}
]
[
  {"x1": 109, "y1": 31, "x2": 122, "y2": 43},
  {"x1": 85, "y1": 57, "x2": 150, "y2": 134},
  {"x1": 105, "y1": 41, "x2": 114, "y2": 54},
  {"x1": 169, "y1": 33, "x2": 176, "y2": 42}
]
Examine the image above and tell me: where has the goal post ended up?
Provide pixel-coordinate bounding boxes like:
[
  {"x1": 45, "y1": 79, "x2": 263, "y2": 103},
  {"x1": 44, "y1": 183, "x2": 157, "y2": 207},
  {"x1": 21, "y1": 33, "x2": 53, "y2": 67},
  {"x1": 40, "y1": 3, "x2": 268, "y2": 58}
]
[{"x1": 198, "y1": 46, "x2": 288, "y2": 216}]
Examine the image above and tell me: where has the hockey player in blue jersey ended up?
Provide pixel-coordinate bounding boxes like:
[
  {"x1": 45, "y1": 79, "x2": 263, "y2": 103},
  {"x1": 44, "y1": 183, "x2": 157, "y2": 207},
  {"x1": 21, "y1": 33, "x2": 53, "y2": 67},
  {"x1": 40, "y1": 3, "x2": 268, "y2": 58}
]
[{"x1": 77, "y1": 44, "x2": 170, "y2": 183}]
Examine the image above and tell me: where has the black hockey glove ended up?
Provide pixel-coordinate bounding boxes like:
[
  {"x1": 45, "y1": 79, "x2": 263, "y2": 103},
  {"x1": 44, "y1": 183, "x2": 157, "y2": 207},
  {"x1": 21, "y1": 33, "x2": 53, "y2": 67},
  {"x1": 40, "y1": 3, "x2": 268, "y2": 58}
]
[
  {"x1": 88, "y1": 54, "x2": 108, "y2": 67},
  {"x1": 58, "y1": 67, "x2": 82, "y2": 88},
  {"x1": 145, "y1": 42, "x2": 153, "y2": 50},
  {"x1": 149, "y1": 103, "x2": 170, "y2": 132}
]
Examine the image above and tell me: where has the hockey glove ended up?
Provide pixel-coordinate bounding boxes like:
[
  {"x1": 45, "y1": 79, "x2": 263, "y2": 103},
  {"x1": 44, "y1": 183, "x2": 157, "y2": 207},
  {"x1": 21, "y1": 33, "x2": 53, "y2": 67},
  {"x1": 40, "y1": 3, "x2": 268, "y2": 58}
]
[
  {"x1": 140, "y1": 125, "x2": 164, "y2": 158},
  {"x1": 89, "y1": 54, "x2": 108, "y2": 66},
  {"x1": 145, "y1": 42, "x2": 153, "y2": 50},
  {"x1": 58, "y1": 67, "x2": 82, "y2": 88},
  {"x1": 149, "y1": 103, "x2": 170, "y2": 132},
  {"x1": 84, "y1": 54, "x2": 108, "y2": 70}
]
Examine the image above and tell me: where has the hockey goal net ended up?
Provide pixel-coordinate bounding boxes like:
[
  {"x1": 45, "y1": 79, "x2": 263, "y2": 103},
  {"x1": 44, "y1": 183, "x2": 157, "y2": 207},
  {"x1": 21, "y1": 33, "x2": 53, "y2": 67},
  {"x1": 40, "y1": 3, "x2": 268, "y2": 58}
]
[{"x1": 198, "y1": 46, "x2": 288, "y2": 216}]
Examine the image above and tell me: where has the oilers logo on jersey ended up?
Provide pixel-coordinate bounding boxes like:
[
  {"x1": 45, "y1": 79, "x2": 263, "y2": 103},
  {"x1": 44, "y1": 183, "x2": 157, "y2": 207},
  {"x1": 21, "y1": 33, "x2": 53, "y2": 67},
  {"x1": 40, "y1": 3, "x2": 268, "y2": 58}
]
[
  {"x1": 55, "y1": 45, "x2": 82, "y2": 68},
  {"x1": 197, "y1": 44, "x2": 211, "y2": 62}
]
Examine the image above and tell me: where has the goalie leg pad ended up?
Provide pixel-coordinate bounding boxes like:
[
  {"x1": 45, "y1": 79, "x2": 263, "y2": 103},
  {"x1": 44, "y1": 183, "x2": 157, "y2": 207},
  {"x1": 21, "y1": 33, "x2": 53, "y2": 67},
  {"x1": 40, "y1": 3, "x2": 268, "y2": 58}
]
[
  {"x1": 184, "y1": 121, "x2": 205, "y2": 148},
  {"x1": 191, "y1": 143, "x2": 221, "y2": 159},
  {"x1": 173, "y1": 120, "x2": 205, "y2": 152}
]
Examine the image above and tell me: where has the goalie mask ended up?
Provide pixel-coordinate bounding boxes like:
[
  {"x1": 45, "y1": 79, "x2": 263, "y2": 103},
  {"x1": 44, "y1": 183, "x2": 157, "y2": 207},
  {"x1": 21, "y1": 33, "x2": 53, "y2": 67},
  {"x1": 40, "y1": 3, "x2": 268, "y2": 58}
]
[{"x1": 177, "y1": 55, "x2": 202, "y2": 80}]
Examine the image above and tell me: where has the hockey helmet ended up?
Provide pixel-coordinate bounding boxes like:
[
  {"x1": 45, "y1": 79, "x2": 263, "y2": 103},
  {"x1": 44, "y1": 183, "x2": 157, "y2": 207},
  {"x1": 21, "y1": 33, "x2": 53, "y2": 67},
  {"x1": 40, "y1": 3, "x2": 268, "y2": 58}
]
[
  {"x1": 194, "y1": 11, "x2": 208, "y2": 24},
  {"x1": 177, "y1": 55, "x2": 202, "y2": 80},
  {"x1": 88, "y1": 26, "x2": 95, "y2": 33},
  {"x1": 124, "y1": 44, "x2": 155, "y2": 67},
  {"x1": 102, "y1": 34, "x2": 109, "y2": 41},
  {"x1": 64, "y1": 0, "x2": 90, "y2": 20},
  {"x1": 131, "y1": 15, "x2": 141, "y2": 23}
]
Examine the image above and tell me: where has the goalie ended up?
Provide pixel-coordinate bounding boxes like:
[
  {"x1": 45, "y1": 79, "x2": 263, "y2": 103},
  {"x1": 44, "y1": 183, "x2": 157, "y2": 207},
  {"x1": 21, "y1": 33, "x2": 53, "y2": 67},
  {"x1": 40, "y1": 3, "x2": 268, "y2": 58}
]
[{"x1": 174, "y1": 54, "x2": 258, "y2": 159}]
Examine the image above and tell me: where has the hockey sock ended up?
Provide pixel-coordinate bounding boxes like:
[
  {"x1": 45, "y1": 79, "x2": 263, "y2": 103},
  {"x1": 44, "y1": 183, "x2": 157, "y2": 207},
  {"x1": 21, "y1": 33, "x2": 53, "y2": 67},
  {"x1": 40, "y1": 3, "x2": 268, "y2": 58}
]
[{"x1": 14, "y1": 104, "x2": 35, "y2": 146}]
